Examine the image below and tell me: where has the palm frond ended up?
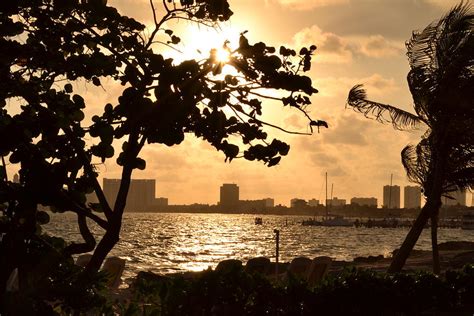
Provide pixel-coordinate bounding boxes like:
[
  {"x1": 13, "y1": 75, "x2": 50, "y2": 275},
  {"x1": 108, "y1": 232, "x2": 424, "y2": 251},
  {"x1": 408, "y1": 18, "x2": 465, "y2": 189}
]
[
  {"x1": 407, "y1": 2, "x2": 474, "y2": 120},
  {"x1": 347, "y1": 84, "x2": 425, "y2": 130},
  {"x1": 401, "y1": 144, "x2": 426, "y2": 187}
]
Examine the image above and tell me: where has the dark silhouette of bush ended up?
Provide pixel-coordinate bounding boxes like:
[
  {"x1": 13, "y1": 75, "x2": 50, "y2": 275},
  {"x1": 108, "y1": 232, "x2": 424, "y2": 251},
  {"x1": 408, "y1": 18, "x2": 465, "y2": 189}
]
[{"x1": 125, "y1": 265, "x2": 474, "y2": 315}]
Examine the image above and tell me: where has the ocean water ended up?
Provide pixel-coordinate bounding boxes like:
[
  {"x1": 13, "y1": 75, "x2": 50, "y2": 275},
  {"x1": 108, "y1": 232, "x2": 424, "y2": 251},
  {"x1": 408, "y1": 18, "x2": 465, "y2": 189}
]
[{"x1": 45, "y1": 212, "x2": 474, "y2": 279}]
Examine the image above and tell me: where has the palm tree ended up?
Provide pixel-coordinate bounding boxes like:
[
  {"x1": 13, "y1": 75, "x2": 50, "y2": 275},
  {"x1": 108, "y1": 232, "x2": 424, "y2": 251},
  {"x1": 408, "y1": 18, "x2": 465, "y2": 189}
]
[{"x1": 347, "y1": 2, "x2": 473, "y2": 273}]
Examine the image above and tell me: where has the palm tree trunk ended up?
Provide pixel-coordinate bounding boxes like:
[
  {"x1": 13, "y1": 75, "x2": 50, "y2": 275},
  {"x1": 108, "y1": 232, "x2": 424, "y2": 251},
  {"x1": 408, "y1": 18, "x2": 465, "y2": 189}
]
[
  {"x1": 388, "y1": 201, "x2": 432, "y2": 273},
  {"x1": 431, "y1": 211, "x2": 440, "y2": 274}
]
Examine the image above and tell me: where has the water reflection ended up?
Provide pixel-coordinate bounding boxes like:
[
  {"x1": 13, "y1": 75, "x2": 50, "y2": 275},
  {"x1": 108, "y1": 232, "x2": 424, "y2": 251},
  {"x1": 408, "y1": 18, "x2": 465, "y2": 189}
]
[{"x1": 45, "y1": 212, "x2": 474, "y2": 279}]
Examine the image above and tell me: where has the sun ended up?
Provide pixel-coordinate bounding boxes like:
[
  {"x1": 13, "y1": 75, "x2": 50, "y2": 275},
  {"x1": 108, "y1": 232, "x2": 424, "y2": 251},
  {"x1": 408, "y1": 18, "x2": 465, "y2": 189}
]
[
  {"x1": 215, "y1": 46, "x2": 231, "y2": 63},
  {"x1": 168, "y1": 24, "x2": 239, "y2": 64}
]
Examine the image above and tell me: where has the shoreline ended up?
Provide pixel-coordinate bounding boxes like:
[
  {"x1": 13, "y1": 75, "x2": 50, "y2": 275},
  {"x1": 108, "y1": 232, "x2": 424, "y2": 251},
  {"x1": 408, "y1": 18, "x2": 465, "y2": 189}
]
[{"x1": 119, "y1": 241, "x2": 474, "y2": 287}]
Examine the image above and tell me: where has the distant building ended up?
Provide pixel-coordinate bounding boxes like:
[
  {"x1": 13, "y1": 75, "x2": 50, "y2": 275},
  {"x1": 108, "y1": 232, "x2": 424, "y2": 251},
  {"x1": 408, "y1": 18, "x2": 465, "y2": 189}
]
[
  {"x1": 350, "y1": 197, "x2": 377, "y2": 207},
  {"x1": 290, "y1": 198, "x2": 307, "y2": 208},
  {"x1": 383, "y1": 185, "x2": 400, "y2": 209},
  {"x1": 239, "y1": 199, "x2": 268, "y2": 212},
  {"x1": 328, "y1": 197, "x2": 346, "y2": 207},
  {"x1": 154, "y1": 197, "x2": 168, "y2": 207},
  {"x1": 404, "y1": 186, "x2": 421, "y2": 209},
  {"x1": 442, "y1": 189, "x2": 467, "y2": 207},
  {"x1": 263, "y1": 198, "x2": 274, "y2": 208},
  {"x1": 308, "y1": 198, "x2": 320, "y2": 207},
  {"x1": 103, "y1": 178, "x2": 120, "y2": 208},
  {"x1": 103, "y1": 178, "x2": 156, "y2": 211},
  {"x1": 13, "y1": 173, "x2": 19, "y2": 183},
  {"x1": 219, "y1": 183, "x2": 239, "y2": 210}
]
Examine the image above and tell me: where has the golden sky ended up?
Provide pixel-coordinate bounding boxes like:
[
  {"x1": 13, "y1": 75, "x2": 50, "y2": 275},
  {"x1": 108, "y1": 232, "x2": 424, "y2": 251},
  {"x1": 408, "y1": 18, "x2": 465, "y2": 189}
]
[{"x1": 80, "y1": 0, "x2": 471, "y2": 206}]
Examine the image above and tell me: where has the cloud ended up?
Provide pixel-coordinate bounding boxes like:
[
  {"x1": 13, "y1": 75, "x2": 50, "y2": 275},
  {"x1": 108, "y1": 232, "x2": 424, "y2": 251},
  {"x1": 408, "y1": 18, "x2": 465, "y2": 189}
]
[
  {"x1": 310, "y1": 151, "x2": 340, "y2": 167},
  {"x1": 293, "y1": 25, "x2": 353, "y2": 63},
  {"x1": 267, "y1": 0, "x2": 349, "y2": 10},
  {"x1": 315, "y1": 73, "x2": 398, "y2": 98},
  {"x1": 109, "y1": 0, "x2": 154, "y2": 24},
  {"x1": 292, "y1": 25, "x2": 404, "y2": 64},
  {"x1": 284, "y1": 114, "x2": 305, "y2": 130},
  {"x1": 322, "y1": 113, "x2": 370, "y2": 146},
  {"x1": 424, "y1": 0, "x2": 462, "y2": 9},
  {"x1": 358, "y1": 35, "x2": 404, "y2": 58},
  {"x1": 362, "y1": 74, "x2": 398, "y2": 94}
]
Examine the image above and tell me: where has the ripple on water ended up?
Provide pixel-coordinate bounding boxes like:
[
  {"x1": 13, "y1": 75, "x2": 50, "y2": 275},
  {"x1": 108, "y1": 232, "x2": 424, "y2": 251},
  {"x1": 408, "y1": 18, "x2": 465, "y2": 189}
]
[{"x1": 45, "y1": 212, "x2": 474, "y2": 276}]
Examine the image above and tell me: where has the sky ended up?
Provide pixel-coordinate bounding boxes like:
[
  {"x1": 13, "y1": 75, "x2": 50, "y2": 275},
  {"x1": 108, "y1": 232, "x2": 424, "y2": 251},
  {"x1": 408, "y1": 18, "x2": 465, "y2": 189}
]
[{"x1": 66, "y1": 0, "x2": 472, "y2": 206}]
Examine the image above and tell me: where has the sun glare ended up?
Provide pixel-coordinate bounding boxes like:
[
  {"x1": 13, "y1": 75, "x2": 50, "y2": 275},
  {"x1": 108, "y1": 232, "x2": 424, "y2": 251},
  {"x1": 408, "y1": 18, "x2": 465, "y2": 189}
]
[
  {"x1": 165, "y1": 24, "x2": 240, "y2": 64},
  {"x1": 215, "y1": 47, "x2": 231, "y2": 63}
]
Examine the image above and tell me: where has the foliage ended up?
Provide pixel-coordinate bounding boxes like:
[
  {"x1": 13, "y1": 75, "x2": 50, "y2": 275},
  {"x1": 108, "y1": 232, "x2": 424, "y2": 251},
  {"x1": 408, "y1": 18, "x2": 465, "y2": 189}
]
[
  {"x1": 346, "y1": 2, "x2": 473, "y2": 273},
  {"x1": 122, "y1": 265, "x2": 474, "y2": 316},
  {"x1": 0, "y1": 0, "x2": 324, "y2": 290},
  {"x1": 1, "y1": 234, "x2": 109, "y2": 315}
]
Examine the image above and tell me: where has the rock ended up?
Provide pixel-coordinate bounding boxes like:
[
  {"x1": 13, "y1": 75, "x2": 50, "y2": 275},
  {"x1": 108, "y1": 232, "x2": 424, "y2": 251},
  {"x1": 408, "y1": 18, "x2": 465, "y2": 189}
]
[
  {"x1": 245, "y1": 257, "x2": 271, "y2": 274},
  {"x1": 353, "y1": 255, "x2": 384, "y2": 263},
  {"x1": 450, "y1": 251, "x2": 474, "y2": 268},
  {"x1": 134, "y1": 271, "x2": 169, "y2": 285},
  {"x1": 215, "y1": 259, "x2": 243, "y2": 273},
  {"x1": 438, "y1": 241, "x2": 474, "y2": 251},
  {"x1": 268, "y1": 262, "x2": 289, "y2": 275},
  {"x1": 288, "y1": 257, "x2": 312, "y2": 277}
]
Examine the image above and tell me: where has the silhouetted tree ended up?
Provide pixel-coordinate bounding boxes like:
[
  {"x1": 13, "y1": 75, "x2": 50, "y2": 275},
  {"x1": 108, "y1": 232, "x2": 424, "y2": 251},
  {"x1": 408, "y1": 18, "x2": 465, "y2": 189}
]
[
  {"x1": 0, "y1": 0, "x2": 325, "y2": 294},
  {"x1": 347, "y1": 3, "x2": 473, "y2": 273}
]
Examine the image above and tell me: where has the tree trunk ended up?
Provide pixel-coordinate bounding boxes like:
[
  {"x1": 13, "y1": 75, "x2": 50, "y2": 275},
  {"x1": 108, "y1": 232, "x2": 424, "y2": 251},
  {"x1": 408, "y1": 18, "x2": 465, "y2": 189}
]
[
  {"x1": 388, "y1": 201, "x2": 432, "y2": 273},
  {"x1": 85, "y1": 226, "x2": 120, "y2": 272},
  {"x1": 64, "y1": 214, "x2": 96, "y2": 256},
  {"x1": 388, "y1": 196, "x2": 443, "y2": 273},
  {"x1": 431, "y1": 211, "x2": 441, "y2": 274},
  {"x1": 85, "y1": 163, "x2": 134, "y2": 273}
]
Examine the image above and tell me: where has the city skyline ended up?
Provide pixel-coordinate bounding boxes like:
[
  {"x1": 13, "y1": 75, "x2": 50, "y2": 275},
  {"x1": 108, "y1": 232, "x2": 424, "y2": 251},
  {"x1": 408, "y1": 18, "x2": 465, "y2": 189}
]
[{"x1": 100, "y1": 176, "x2": 472, "y2": 208}]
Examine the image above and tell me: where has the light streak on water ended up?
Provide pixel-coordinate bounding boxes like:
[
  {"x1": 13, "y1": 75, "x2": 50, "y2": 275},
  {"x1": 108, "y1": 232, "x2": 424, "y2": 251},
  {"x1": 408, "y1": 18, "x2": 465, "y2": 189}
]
[{"x1": 45, "y1": 212, "x2": 474, "y2": 279}]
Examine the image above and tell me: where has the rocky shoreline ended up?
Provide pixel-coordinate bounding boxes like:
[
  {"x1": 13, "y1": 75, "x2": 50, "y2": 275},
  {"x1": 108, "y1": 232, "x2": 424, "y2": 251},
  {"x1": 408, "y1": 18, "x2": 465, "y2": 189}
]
[
  {"x1": 341, "y1": 240, "x2": 474, "y2": 273},
  {"x1": 121, "y1": 241, "x2": 474, "y2": 287}
]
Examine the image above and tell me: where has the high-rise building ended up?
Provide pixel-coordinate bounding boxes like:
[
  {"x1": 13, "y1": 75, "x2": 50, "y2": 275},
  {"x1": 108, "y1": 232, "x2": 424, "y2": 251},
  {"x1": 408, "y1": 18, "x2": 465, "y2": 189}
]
[
  {"x1": 103, "y1": 178, "x2": 121, "y2": 209},
  {"x1": 404, "y1": 186, "x2": 422, "y2": 209},
  {"x1": 263, "y1": 198, "x2": 274, "y2": 208},
  {"x1": 383, "y1": 185, "x2": 400, "y2": 209},
  {"x1": 219, "y1": 183, "x2": 239, "y2": 210},
  {"x1": 350, "y1": 197, "x2": 377, "y2": 207},
  {"x1": 103, "y1": 178, "x2": 156, "y2": 211},
  {"x1": 442, "y1": 189, "x2": 467, "y2": 207},
  {"x1": 13, "y1": 173, "x2": 19, "y2": 183},
  {"x1": 308, "y1": 198, "x2": 320, "y2": 207}
]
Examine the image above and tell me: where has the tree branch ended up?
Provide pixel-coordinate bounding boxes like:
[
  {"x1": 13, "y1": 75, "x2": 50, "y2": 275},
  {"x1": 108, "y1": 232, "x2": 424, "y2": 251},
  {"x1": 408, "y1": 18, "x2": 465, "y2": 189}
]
[
  {"x1": 63, "y1": 213, "x2": 96, "y2": 256},
  {"x1": 62, "y1": 127, "x2": 113, "y2": 220},
  {"x1": 65, "y1": 196, "x2": 108, "y2": 230},
  {"x1": 228, "y1": 103, "x2": 312, "y2": 136}
]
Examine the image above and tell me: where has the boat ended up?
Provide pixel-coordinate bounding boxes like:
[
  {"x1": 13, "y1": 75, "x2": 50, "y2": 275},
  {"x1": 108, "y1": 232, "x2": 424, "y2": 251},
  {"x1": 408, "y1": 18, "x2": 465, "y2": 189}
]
[
  {"x1": 255, "y1": 217, "x2": 263, "y2": 225},
  {"x1": 302, "y1": 218, "x2": 322, "y2": 226},
  {"x1": 461, "y1": 212, "x2": 474, "y2": 230},
  {"x1": 321, "y1": 215, "x2": 353, "y2": 227},
  {"x1": 301, "y1": 172, "x2": 352, "y2": 227}
]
